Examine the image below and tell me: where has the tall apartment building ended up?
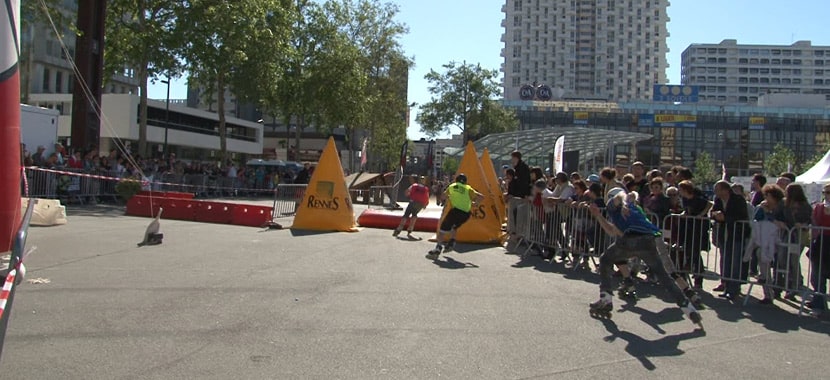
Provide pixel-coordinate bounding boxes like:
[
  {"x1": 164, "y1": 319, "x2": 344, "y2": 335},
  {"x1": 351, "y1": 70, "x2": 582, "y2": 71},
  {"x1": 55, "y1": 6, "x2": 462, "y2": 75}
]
[
  {"x1": 20, "y1": 0, "x2": 139, "y2": 108},
  {"x1": 680, "y1": 39, "x2": 830, "y2": 104},
  {"x1": 501, "y1": 0, "x2": 670, "y2": 102}
]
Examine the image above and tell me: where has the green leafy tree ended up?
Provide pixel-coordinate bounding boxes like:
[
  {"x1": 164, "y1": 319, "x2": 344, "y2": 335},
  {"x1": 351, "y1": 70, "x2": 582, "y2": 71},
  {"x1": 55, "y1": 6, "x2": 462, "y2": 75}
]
[
  {"x1": 416, "y1": 61, "x2": 511, "y2": 144},
  {"x1": 267, "y1": 0, "x2": 332, "y2": 162},
  {"x1": 693, "y1": 151, "x2": 718, "y2": 186},
  {"x1": 765, "y1": 143, "x2": 797, "y2": 177},
  {"x1": 178, "y1": 0, "x2": 294, "y2": 163},
  {"x1": 105, "y1": 0, "x2": 184, "y2": 157},
  {"x1": 441, "y1": 156, "x2": 459, "y2": 176},
  {"x1": 798, "y1": 142, "x2": 830, "y2": 174},
  {"x1": 330, "y1": 0, "x2": 410, "y2": 171}
]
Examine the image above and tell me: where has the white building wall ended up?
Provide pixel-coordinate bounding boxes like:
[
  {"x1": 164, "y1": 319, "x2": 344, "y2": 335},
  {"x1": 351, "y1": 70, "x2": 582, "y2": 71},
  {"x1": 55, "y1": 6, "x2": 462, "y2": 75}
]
[
  {"x1": 501, "y1": 0, "x2": 669, "y2": 102},
  {"x1": 29, "y1": 94, "x2": 263, "y2": 155},
  {"x1": 680, "y1": 39, "x2": 830, "y2": 104}
]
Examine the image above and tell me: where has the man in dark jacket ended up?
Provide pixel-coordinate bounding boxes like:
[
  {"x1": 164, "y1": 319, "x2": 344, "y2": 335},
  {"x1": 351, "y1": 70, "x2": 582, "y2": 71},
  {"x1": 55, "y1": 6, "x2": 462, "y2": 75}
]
[
  {"x1": 508, "y1": 151, "x2": 531, "y2": 198},
  {"x1": 711, "y1": 180, "x2": 750, "y2": 300}
]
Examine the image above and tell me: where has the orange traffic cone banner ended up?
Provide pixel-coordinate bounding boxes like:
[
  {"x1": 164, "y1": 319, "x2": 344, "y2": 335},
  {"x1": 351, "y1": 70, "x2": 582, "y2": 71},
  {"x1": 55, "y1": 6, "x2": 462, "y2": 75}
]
[
  {"x1": 292, "y1": 137, "x2": 359, "y2": 232},
  {"x1": 480, "y1": 148, "x2": 507, "y2": 224},
  {"x1": 441, "y1": 142, "x2": 503, "y2": 244}
]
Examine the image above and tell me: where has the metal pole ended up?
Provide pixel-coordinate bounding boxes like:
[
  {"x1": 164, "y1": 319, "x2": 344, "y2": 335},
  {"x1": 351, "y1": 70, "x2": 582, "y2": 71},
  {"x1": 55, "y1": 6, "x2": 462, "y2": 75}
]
[{"x1": 163, "y1": 77, "x2": 170, "y2": 158}]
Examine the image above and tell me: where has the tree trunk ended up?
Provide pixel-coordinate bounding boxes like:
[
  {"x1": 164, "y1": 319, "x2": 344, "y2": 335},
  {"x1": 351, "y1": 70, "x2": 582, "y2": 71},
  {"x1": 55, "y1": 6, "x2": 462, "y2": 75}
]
[
  {"x1": 294, "y1": 113, "x2": 303, "y2": 162},
  {"x1": 137, "y1": 66, "x2": 149, "y2": 156},
  {"x1": 217, "y1": 72, "x2": 227, "y2": 163},
  {"x1": 348, "y1": 126, "x2": 354, "y2": 172}
]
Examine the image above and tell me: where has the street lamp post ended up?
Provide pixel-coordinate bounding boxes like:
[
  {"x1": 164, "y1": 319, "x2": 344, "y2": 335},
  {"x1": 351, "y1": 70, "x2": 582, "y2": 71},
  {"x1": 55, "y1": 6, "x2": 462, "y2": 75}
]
[{"x1": 161, "y1": 77, "x2": 171, "y2": 159}]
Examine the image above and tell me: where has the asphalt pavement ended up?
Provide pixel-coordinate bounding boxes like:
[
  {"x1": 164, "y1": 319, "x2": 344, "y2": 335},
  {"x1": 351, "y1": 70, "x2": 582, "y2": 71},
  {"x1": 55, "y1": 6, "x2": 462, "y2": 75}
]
[{"x1": 2, "y1": 203, "x2": 829, "y2": 379}]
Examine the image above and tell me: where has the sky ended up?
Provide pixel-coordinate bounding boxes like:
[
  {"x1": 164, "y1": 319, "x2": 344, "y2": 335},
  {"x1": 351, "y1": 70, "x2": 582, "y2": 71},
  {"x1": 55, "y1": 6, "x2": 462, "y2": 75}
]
[{"x1": 148, "y1": 0, "x2": 830, "y2": 140}]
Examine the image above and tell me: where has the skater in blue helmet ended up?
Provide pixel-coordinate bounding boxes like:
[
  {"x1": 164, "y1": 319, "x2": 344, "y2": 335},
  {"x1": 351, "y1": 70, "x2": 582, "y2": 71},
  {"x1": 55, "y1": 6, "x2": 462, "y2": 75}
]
[{"x1": 586, "y1": 188, "x2": 703, "y2": 330}]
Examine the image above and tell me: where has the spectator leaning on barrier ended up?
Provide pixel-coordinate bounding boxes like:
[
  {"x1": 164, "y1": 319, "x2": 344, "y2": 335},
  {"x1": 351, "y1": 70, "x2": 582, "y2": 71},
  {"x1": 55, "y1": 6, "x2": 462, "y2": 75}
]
[
  {"x1": 630, "y1": 161, "x2": 649, "y2": 195},
  {"x1": 744, "y1": 184, "x2": 786, "y2": 305},
  {"x1": 711, "y1": 180, "x2": 751, "y2": 301},
  {"x1": 599, "y1": 167, "x2": 622, "y2": 199},
  {"x1": 776, "y1": 172, "x2": 795, "y2": 189},
  {"x1": 678, "y1": 180, "x2": 712, "y2": 289},
  {"x1": 808, "y1": 183, "x2": 830, "y2": 314},
  {"x1": 509, "y1": 151, "x2": 531, "y2": 199},
  {"x1": 31, "y1": 146, "x2": 45, "y2": 167},
  {"x1": 642, "y1": 177, "x2": 671, "y2": 226},
  {"x1": 750, "y1": 173, "x2": 767, "y2": 207},
  {"x1": 777, "y1": 183, "x2": 812, "y2": 300}
]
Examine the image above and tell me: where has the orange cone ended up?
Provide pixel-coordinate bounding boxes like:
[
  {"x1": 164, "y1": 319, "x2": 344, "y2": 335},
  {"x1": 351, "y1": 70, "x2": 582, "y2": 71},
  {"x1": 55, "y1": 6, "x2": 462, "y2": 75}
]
[
  {"x1": 439, "y1": 142, "x2": 503, "y2": 244},
  {"x1": 292, "y1": 137, "x2": 358, "y2": 232}
]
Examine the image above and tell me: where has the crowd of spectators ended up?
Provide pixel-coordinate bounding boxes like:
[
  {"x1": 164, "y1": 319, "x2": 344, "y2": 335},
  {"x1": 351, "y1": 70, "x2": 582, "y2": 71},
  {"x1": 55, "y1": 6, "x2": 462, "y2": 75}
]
[{"x1": 500, "y1": 150, "x2": 829, "y2": 314}]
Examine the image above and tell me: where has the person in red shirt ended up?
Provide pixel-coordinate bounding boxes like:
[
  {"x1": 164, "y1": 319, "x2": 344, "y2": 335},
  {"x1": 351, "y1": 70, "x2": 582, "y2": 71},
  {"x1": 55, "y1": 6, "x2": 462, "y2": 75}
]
[
  {"x1": 393, "y1": 174, "x2": 430, "y2": 239},
  {"x1": 67, "y1": 150, "x2": 84, "y2": 169}
]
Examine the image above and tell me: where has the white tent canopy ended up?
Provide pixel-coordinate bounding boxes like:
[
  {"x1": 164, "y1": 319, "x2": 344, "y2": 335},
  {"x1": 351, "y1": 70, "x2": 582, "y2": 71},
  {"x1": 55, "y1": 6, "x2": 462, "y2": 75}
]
[{"x1": 796, "y1": 149, "x2": 830, "y2": 184}]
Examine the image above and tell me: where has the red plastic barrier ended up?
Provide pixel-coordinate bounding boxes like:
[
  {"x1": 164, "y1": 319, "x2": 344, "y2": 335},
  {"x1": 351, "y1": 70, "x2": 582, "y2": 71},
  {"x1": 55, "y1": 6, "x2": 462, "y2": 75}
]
[
  {"x1": 357, "y1": 209, "x2": 441, "y2": 232},
  {"x1": 162, "y1": 198, "x2": 197, "y2": 221},
  {"x1": 195, "y1": 202, "x2": 235, "y2": 224},
  {"x1": 125, "y1": 196, "x2": 163, "y2": 218},
  {"x1": 231, "y1": 205, "x2": 274, "y2": 227},
  {"x1": 137, "y1": 190, "x2": 194, "y2": 199}
]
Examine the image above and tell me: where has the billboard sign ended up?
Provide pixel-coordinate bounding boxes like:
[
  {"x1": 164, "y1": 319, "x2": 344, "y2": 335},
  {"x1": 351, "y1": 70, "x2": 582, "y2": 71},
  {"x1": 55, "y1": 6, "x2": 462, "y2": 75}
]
[
  {"x1": 654, "y1": 114, "x2": 697, "y2": 127},
  {"x1": 749, "y1": 116, "x2": 765, "y2": 130},
  {"x1": 653, "y1": 85, "x2": 699, "y2": 103},
  {"x1": 573, "y1": 111, "x2": 589, "y2": 125}
]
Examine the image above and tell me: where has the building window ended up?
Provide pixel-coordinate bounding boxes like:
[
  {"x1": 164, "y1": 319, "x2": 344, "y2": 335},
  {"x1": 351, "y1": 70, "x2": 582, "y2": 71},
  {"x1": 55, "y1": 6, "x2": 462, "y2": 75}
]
[
  {"x1": 55, "y1": 71, "x2": 62, "y2": 93},
  {"x1": 42, "y1": 68, "x2": 50, "y2": 92}
]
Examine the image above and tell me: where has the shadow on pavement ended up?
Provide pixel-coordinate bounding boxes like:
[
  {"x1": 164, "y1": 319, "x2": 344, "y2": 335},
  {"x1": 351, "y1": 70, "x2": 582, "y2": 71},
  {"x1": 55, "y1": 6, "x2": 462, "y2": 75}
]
[
  {"x1": 452, "y1": 243, "x2": 498, "y2": 254},
  {"x1": 432, "y1": 256, "x2": 479, "y2": 269},
  {"x1": 598, "y1": 317, "x2": 705, "y2": 371},
  {"x1": 289, "y1": 229, "x2": 343, "y2": 237}
]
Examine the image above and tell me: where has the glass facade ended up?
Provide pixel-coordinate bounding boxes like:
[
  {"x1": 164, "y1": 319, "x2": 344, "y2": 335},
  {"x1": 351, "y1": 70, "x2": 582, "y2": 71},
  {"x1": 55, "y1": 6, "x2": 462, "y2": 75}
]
[{"x1": 507, "y1": 100, "x2": 830, "y2": 176}]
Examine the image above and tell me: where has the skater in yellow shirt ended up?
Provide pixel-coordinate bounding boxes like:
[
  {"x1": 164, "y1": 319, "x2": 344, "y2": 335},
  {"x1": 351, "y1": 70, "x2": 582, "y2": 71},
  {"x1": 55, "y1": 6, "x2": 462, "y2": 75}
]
[{"x1": 427, "y1": 173, "x2": 484, "y2": 260}]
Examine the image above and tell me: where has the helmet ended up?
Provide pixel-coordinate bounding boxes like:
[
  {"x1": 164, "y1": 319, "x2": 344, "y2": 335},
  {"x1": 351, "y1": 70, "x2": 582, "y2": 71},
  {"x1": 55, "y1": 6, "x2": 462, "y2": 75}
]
[
  {"x1": 606, "y1": 187, "x2": 625, "y2": 204},
  {"x1": 455, "y1": 173, "x2": 468, "y2": 184}
]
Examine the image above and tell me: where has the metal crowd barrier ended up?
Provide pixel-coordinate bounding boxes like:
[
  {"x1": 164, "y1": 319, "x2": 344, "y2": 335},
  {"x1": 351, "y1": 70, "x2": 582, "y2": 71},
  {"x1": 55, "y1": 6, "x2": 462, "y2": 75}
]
[
  {"x1": 272, "y1": 184, "x2": 307, "y2": 217},
  {"x1": 24, "y1": 167, "x2": 288, "y2": 201},
  {"x1": 507, "y1": 199, "x2": 610, "y2": 268},
  {"x1": 24, "y1": 167, "x2": 120, "y2": 204}
]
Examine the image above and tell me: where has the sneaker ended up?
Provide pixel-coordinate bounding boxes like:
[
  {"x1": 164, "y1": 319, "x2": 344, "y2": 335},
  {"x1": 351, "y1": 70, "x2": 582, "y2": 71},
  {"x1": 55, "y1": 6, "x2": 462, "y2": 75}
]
[
  {"x1": 445, "y1": 239, "x2": 456, "y2": 252},
  {"x1": 392, "y1": 230, "x2": 400, "y2": 237},
  {"x1": 713, "y1": 283, "x2": 726, "y2": 292},
  {"x1": 406, "y1": 233, "x2": 416, "y2": 240}
]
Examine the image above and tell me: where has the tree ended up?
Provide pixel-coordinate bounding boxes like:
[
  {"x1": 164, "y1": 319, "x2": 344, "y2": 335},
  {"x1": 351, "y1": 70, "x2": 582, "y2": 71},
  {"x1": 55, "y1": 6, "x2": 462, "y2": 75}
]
[
  {"x1": 693, "y1": 151, "x2": 718, "y2": 187},
  {"x1": 417, "y1": 61, "x2": 512, "y2": 144},
  {"x1": 798, "y1": 142, "x2": 830, "y2": 174},
  {"x1": 441, "y1": 156, "x2": 459, "y2": 176},
  {"x1": 330, "y1": 0, "x2": 410, "y2": 171},
  {"x1": 765, "y1": 143, "x2": 797, "y2": 176},
  {"x1": 104, "y1": 0, "x2": 184, "y2": 157},
  {"x1": 178, "y1": 0, "x2": 294, "y2": 163}
]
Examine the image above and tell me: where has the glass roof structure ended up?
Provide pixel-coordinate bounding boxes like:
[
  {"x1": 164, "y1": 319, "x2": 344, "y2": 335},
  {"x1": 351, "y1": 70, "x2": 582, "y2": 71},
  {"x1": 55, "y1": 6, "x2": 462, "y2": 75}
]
[{"x1": 448, "y1": 127, "x2": 653, "y2": 166}]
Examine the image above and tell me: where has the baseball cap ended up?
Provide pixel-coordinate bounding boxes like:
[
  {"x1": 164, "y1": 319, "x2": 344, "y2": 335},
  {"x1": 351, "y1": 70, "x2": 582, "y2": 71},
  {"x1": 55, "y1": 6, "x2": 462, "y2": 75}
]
[{"x1": 587, "y1": 174, "x2": 600, "y2": 183}]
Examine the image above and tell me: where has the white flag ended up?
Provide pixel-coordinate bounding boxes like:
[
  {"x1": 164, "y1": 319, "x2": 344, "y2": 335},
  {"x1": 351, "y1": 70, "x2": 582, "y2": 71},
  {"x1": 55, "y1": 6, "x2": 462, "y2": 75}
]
[{"x1": 553, "y1": 135, "x2": 565, "y2": 173}]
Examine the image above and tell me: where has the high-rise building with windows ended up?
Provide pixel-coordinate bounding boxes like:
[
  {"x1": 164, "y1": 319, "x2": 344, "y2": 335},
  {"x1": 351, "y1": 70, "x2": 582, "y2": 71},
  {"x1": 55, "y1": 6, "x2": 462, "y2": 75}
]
[
  {"x1": 20, "y1": 1, "x2": 139, "y2": 108},
  {"x1": 501, "y1": 0, "x2": 670, "y2": 102},
  {"x1": 680, "y1": 39, "x2": 830, "y2": 104}
]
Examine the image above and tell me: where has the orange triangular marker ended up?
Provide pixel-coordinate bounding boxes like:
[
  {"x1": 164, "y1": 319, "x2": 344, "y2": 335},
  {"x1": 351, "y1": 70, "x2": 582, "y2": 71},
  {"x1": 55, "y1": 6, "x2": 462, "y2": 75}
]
[
  {"x1": 480, "y1": 148, "x2": 506, "y2": 224},
  {"x1": 292, "y1": 138, "x2": 358, "y2": 232},
  {"x1": 439, "y1": 142, "x2": 503, "y2": 244}
]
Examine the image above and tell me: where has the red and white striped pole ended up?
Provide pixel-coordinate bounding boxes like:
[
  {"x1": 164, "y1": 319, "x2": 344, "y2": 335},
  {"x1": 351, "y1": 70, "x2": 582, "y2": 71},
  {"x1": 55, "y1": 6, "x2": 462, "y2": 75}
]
[{"x1": 0, "y1": 0, "x2": 21, "y2": 254}]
